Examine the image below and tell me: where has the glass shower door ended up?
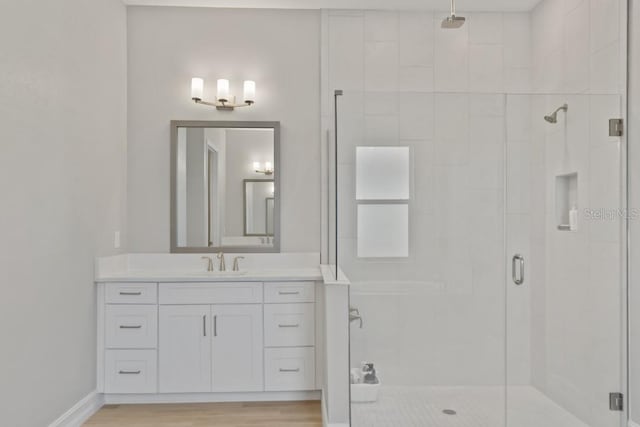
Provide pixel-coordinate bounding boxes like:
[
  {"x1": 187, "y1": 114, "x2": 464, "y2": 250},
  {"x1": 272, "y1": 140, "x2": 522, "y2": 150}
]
[{"x1": 505, "y1": 93, "x2": 625, "y2": 427}]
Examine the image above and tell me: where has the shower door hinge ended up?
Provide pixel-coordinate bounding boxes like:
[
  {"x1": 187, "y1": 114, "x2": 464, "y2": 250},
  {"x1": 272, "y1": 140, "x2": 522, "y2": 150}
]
[
  {"x1": 609, "y1": 392, "x2": 624, "y2": 411},
  {"x1": 609, "y1": 118, "x2": 624, "y2": 137}
]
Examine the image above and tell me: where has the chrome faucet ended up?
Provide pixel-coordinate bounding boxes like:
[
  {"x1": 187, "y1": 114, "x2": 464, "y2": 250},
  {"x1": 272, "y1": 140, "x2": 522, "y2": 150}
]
[
  {"x1": 350, "y1": 307, "x2": 363, "y2": 328},
  {"x1": 232, "y1": 256, "x2": 245, "y2": 271},
  {"x1": 201, "y1": 256, "x2": 214, "y2": 272},
  {"x1": 217, "y1": 252, "x2": 226, "y2": 272}
]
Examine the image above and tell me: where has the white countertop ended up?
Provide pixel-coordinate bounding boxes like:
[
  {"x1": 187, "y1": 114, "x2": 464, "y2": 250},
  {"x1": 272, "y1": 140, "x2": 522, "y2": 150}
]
[{"x1": 96, "y1": 268, "x2": 323, "y2": 283}]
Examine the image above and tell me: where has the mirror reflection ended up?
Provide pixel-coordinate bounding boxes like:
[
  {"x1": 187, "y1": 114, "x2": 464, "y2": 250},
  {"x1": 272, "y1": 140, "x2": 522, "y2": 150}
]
[{"x1": 172, "y1": 122, "x2": 279, "y2": 252}]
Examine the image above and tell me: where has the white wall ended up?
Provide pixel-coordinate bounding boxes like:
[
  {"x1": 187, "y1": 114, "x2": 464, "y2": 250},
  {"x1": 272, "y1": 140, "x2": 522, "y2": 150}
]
[
  {"x1": 127, "y1": 7, "x2": 320, "y2": 253},
  {"x1": 0, "y1": 0, "x2": 127, "y2": 426}
]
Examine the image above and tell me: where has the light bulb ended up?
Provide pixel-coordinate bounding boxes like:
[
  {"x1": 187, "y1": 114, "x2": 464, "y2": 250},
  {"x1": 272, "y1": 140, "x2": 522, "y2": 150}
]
[
  {"x1": 217, "y1": 79, "x2": 230, "y2": 102},
  {"x1": 243, "y1": 80, "x2": 256, "y2": 104},
  {"x1": 191, "y1": 77, "x2": 204, "y2": 100}
]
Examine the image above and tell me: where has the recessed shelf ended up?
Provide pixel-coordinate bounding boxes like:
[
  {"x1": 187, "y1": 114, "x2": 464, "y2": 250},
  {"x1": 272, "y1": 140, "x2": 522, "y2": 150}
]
[{"x1": 555, "y1": 172, "x2": 578, "y2": 232}]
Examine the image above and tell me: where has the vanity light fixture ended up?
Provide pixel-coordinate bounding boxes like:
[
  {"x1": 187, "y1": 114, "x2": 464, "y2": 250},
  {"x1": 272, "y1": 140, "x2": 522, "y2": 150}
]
[
  {"x1": 191, "y1": 77, "x2": 256, "y2": 111},
  {"x1": 253, "y1": 161, "x2": 273, "y2": 176}
]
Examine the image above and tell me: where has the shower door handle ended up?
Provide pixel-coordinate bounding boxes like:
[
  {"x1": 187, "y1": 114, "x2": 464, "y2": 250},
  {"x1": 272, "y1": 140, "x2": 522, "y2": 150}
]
[{"x1": 512, "y1": 254, "x2": 524, "y2": 285}]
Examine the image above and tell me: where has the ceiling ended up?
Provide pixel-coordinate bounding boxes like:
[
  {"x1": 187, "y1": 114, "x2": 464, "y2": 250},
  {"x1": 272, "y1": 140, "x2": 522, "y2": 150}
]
[{"x1": 122, "y1": 0, "x2": 542, "y2": 13}]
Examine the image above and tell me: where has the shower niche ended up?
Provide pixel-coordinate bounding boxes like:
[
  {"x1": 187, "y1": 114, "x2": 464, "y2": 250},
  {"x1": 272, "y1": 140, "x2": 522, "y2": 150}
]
[{"x1": 555, "y1": 172, "x2": 578, "y2": 231}]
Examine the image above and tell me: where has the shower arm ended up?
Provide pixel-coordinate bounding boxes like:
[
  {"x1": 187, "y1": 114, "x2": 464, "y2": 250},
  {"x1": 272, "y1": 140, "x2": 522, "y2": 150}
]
[
  {"x1": 553, "y1": 104, "x2": 569, "y2": 115},
  {"x1": 450, "y1": 0, "x2": 457, "y2": 16}
]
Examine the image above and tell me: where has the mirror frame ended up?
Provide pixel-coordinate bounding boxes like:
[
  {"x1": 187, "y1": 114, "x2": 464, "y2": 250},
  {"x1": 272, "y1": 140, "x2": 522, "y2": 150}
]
[
  {"x1": 242, "y1": 179, "x2": 275, "y2": 237},
  {"x1": 170, "y1": 120, "x2": 281, "y2": 253}
]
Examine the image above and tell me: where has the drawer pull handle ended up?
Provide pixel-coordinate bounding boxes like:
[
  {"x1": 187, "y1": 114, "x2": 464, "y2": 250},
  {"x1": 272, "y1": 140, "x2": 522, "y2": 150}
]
[
  {"x1": 279, "y1": 368, "x2": 300, "y2": 373},
  {"x1": 119, "y1": 292, "x2": 142, "y2": 296},
  {"x1": 119, "y1": 325, "x2": 142, "y2": 329},
  {"x1": 278, "y1": 324, "x2": 300, "y2": 328},
  {"x1": 118, "y1": 370, "x2": 141, "y2": 375},
  {"x1": 278, "y1": 291, "x2": 300, "y2": 295}
]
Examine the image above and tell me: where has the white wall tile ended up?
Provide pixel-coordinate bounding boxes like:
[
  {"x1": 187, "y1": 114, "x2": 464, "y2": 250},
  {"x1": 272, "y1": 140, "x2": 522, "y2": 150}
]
[
  {"x1": 469, "y1": 13, "x2": 504, "y2": 45},
  {"x1": 590, "y1": 0, "x2": 619, "y2": 54},
  {"x1": 469, "y1": 44, "x2": 504, "y2": 92},
  {"x1": 399, "y1": 93, "x2": 434, "y2": 139},
  {"x1": 434, "y1": 18, "x2": 469, "y2": 92},
  {"x1": 365, "y1": 11, "x2": 398, "y2": 42},
  {"x1": 364, "y1": 92, "x2": 398, "y2": 116},
  {"x1": 364, "y1": 41, "x2": 399, "y2": 92},
  {"x1": 505, "y1": 67, "x2": 532, "y2": 93},
  {"x1": 469, "y1": 94, "x2": 505, "y2": 117},
  {"x1": 589, "y1": 41, "x2": 620, "y2": 94},
  {"x1": 563, "y1": 0, "x2": 590, "y2": 93},
  {"x1": 364, "y1": 115, "x2": 398, "y2": 144},
  {"x1": 399, "y1": 12, "x2": 434, "y2": 67},
  {"x1": 399, "y1": 66, "x2": 434, "y2": 92},
  {"x1": 504, "y1": 13, "x2": 532, "y2": 68},
  {"x1": 329, "y1": 15, "x2": 364, "y2": 91}
]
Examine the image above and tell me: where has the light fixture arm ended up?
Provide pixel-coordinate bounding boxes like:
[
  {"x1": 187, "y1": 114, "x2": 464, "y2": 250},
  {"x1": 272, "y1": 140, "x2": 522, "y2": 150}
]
[{"x1": 192, "y1": 98, "x2": 253, "y2": 111}]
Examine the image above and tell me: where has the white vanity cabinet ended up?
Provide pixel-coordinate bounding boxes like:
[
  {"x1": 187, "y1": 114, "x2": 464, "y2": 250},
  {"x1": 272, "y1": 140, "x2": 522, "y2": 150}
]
[
  {"x1": 97, "y1": 279, "x2": 318, "y2": 401},
  {"x1": 158, "y1": 305, "x2": 211, "y2": 393}
]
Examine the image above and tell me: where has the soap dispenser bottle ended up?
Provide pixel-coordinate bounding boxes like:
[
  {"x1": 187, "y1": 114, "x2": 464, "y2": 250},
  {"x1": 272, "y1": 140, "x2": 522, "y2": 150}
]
[{"x1": 569, "y1": 205, "x2": 578, "y2": 231}]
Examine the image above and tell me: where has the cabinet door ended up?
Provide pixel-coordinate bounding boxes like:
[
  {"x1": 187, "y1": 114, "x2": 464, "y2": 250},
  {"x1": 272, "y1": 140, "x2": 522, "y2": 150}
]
[
  {"x1": 159, "y1": 305, "x2": 211, "y2": 393},
  {"x1": 211, "y1": 304, "x2": 263, "y2": 392}
]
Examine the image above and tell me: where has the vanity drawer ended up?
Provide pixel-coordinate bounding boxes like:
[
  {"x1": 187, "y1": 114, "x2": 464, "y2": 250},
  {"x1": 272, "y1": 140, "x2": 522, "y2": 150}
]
[
  {"x1": 264, "y1": 282, "x2": 315, "y2": 303},
  {"x1": 265, "y1": 347, "x2": 315, "y2": 391},
  {"x1": 264, "y1": 303, "x2": 314, "y2": 347},
  {"x1": 106, "y1": 283, "x2": 157, "y2": 304},
  {"x1": 159, "y1": 282, "x2": 262, "y2": 304},
  {"x1": 105, "y1": 349, "x2": 157, "y2": 394},
  {"x1": 106, "y1": 305, "x2": 158, "y2": 349}
]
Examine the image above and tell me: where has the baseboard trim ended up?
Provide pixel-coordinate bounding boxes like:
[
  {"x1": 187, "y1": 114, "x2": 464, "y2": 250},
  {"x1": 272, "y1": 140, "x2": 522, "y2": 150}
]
[
  {"x1": 104, "y1": 390, "x2": 321, "y2": 405},
  {"x1": 629, "y1": 420, "x2": 640, "y2": 427},
  {"x1": 49, "y1": 391, "x2": 104, "y2": 427}
]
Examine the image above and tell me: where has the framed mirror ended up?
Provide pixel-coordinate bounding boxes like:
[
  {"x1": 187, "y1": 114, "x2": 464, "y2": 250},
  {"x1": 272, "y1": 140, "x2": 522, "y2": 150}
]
[{"x1": 170, "y1": 121, "x2": 280, "y2": 253}]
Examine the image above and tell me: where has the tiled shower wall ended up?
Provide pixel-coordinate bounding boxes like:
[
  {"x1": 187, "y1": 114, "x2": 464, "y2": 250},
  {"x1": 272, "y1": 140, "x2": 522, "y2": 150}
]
[
  {"x1": 321, "y1": 10, "x2": 532, "y2": 386},
  {"x1": 526, "y1": 0, "x2": 625, "y2": 425},
  {"x1": 323, "y1": 6, "x2": 626, "y2": 423}
]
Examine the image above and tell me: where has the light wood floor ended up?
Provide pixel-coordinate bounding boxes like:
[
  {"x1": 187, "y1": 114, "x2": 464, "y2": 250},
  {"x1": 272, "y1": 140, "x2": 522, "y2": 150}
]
[{"x1": 84, "y1": 400, "x2": 323, "y2": 427}]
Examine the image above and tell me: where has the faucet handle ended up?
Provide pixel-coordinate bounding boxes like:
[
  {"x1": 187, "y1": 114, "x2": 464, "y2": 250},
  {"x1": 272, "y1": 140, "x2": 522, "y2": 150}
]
[
  {"x1": 201, "y1": 256, "x2": 214, "y2": 272},
  {"x1": 232, "y1": 256, "x2": 245, "y2": 272},
  {"x1": 217, "y1": 252, "x2": 226, "y2": 271}
]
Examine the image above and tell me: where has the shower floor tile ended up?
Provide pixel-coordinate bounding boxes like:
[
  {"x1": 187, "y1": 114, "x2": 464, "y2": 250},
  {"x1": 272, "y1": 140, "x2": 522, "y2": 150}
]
[{"x1": 351, "y1": 386, "x2": 588, "y2": 427}]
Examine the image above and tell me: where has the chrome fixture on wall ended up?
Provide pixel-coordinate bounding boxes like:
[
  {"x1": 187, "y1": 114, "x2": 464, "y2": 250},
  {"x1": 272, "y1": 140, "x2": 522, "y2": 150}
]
[
  {"x1": 441, "y1": 0, "x2": 465, "y2": 28},
  {"x1": 253, "y1": 161, "x2": 274, "y2": 175},
  {"x1": 544, "y1": 103, "x2": 568, "y2": 123},
  {"x1": 191, "y1": 77, "x2": 255, "y2": 111}
]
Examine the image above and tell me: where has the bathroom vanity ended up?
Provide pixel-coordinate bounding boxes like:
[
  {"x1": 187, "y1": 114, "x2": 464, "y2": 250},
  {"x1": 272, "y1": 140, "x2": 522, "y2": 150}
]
[{"x1": 95, "y1": 253, "x2": 327, "y2": 404}]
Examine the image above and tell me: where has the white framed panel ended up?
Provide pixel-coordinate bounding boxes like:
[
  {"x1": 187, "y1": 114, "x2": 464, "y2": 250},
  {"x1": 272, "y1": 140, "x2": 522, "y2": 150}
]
[
  {"x1": 356, "y1": 146, "x2": 410, "y2": 200},
  {"x1": 357, "y1": 204, "x2": 409, "y2": 258}
]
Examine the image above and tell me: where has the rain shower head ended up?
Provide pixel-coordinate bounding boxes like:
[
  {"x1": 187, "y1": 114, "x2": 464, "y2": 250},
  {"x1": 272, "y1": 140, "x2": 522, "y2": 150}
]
[
  {"x1": 441, "y1": 0, "x2": 465, "y2": 28},
  {"x1": 544, "y1": 104, "x2": 568, "y2": 123}
]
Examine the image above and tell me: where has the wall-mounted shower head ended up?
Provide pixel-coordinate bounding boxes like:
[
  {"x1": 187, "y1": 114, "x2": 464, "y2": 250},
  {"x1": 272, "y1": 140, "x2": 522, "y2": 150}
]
[
  {"x1": 441, "y1": 0, "x2": 465, "y2": 28},
  {"x1": 544, "y1": 104, "x2": 568, "y2": 123}
]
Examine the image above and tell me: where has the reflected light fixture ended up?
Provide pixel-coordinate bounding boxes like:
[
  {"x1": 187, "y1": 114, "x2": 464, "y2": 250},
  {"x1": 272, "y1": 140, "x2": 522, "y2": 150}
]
[
  {"x1": 253, "y1": 161, "x2": 273, "y2": 175},
  {"x1": 191, "y1": 77, "x2": 256, "y2": 111}
]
